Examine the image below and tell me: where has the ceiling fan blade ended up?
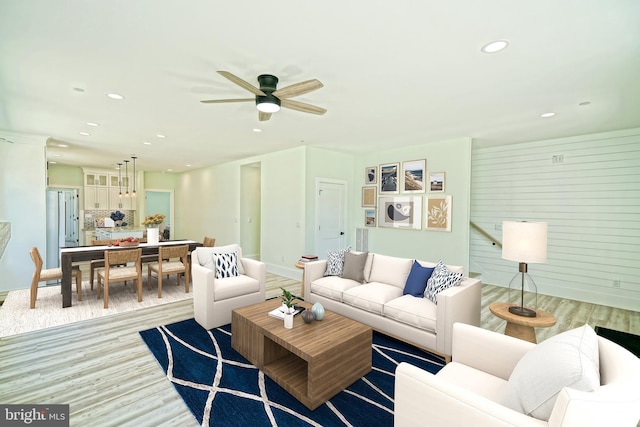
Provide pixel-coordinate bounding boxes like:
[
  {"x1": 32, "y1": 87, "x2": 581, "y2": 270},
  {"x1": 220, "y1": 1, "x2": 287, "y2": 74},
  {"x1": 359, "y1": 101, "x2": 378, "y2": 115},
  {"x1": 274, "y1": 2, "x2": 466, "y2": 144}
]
[
  {"x1": 217, "y1": 71, "x2": 266, "y2": 96},
  {"x1": 273, "y1": 79, "x2": 323, "y2": 99},
  {"x1": 259, "y1": 111, "x2": 272, "y2": 121},
  {"x1": 281, "y1": 99, "x2": 327, "y2": 115},
  {"x1": 200, "y1": 98, "x2": 254, "y2": 104}
]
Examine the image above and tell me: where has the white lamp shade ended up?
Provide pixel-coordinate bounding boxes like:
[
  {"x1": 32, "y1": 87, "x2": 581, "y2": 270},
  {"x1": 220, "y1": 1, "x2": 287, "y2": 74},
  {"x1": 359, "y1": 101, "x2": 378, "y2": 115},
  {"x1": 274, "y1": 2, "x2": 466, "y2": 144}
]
[{"x1": 502, "y1": 221, "x2": 547, "y2": 263}]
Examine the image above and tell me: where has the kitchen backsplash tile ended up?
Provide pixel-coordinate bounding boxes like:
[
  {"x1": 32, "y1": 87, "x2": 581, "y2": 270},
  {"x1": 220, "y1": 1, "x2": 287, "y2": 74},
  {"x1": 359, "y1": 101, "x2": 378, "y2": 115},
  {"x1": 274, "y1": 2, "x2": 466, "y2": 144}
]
[{"x1": 84, "y1": 210, "x2": 135, "y2": 230}]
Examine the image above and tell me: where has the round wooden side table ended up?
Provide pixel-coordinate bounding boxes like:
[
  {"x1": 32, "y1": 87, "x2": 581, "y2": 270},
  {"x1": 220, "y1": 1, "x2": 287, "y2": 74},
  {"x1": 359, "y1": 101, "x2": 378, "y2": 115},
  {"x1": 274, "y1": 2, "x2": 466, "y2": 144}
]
[
  {"x1": 295, "y1": 261, "x2": 305, "y2": 296},
  {"x1": 489, "y1": 302, "x2": 557, "y2": 343}
]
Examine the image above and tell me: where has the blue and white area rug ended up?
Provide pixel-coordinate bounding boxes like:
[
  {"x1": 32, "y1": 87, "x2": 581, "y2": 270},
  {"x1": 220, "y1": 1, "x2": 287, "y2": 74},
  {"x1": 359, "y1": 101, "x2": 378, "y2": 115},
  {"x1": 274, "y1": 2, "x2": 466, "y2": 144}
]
[{"x1": 139, "y1": 319, "x2": 444, "y2": 426}]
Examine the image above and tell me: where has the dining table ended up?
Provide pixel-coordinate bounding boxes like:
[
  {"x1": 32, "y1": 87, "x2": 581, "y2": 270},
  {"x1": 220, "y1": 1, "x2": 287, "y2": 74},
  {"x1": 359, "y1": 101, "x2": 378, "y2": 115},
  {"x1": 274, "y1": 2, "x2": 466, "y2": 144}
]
[{"x1": 59, "y1": 239, "x2": 202, "y2": 308}]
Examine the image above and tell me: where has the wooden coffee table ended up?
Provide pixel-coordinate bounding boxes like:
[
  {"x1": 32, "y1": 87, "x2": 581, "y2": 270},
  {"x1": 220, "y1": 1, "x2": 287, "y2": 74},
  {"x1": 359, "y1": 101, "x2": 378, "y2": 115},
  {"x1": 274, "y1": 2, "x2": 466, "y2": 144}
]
[
  {"x1": 489, "y1": 302, "x2": 556, "y2": 343},
  {"x1": 231, "y1": 299, "x2": 372, "y2": 410}
]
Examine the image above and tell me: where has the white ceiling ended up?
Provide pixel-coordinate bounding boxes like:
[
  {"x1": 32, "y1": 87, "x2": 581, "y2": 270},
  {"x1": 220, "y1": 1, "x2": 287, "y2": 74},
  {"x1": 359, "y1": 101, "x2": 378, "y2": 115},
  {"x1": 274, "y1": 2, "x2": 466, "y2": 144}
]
[{"x1": 1, "y1": 0, "x2": 639, "y2": 173}]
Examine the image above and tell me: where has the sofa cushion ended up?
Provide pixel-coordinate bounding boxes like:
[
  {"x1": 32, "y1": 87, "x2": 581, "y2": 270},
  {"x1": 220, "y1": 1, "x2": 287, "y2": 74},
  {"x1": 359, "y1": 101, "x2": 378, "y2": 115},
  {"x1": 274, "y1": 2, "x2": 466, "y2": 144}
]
[
  {"x1": 343, "y1": 282, "x2": 403, "y2": 315},
  {"x1": 368, "y1": 254, "x2": 413, "y2": 289},
  {"x1": 502, "y1": 324, "x2": 600, "y2": 421},
  {"x1": 214, "y1": 252, "x2": 238, "y2": 279},
  {"x1": 310, "y1": 276, "x2": 362, "y2": 302},
  {"x1": 196, "y1": 244, "x2": 245, "y2": 275},
  {"x1": 437, "y1": 362, "x2": 510, "y2": 404},
  {"x1": 213, "y1": 275, "x2": 260, "y2": 301},
  {"x1": 383, "y1": 295, "x2": 437, "y2": 333},
  {"x1": 341, "y1": 251, "x2": 368, "y2": 282},
  {"x1": 403, "y1": 260, "x2": 435, "y2": 297},
  {"x1": 324, "y1": 246, "x2": 351, "y2": 276},
  {"x1": 424, "y1": 260, "x2": 463, "y2": 303}
]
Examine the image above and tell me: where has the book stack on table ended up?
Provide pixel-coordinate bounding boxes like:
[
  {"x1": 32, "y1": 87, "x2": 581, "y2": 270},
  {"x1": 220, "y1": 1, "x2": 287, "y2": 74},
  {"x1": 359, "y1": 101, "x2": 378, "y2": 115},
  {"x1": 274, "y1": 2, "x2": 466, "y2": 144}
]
[{"x1": 298, "y1": 254, "x2": 318, "y2": 263}]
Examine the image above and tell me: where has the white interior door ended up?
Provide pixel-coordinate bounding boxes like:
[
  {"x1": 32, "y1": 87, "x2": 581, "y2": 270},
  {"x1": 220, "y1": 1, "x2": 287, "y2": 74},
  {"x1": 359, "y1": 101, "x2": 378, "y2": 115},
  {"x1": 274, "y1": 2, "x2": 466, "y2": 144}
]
[{"x1": 315, "y1": 179, "x2": 347, "y2": 258}]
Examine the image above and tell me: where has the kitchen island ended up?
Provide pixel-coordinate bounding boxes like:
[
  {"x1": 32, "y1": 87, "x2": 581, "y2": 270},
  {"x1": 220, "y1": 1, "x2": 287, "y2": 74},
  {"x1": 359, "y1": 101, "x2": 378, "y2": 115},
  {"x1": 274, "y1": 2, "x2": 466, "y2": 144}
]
[{"x1": 95, "y1": 228, "x2": 145, "y2": 241}]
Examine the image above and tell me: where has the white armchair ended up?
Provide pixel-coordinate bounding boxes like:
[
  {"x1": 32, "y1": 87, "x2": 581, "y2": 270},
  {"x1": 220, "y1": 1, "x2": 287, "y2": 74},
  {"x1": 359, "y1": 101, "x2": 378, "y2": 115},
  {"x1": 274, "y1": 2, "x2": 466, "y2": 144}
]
[
  {"x1": 395, "y1": 323, "x2": 640, "y2": 427},
  {"x1": 192, "y1": 245, "x2": 265, "y2": 329}
]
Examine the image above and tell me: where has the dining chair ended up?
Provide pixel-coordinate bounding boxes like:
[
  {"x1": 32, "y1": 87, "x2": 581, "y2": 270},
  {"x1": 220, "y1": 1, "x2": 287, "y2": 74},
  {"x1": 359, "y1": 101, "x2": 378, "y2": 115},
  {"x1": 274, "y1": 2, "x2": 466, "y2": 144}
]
[
  {"x1": 147, "y1": 244, "x2": 190, "y2": 297},
  {"x1": 96, "y1": 248, "x2": 142, "y2": 309},
  {"x1": 89, "y1": 239, "x2": 113, "y2": 290},
  {"x1": 203, "y1": 236, "x2": 216, "y2": 247},
  {"x1": 30, "y1": 247, "x2": 82, "y2": 309}
]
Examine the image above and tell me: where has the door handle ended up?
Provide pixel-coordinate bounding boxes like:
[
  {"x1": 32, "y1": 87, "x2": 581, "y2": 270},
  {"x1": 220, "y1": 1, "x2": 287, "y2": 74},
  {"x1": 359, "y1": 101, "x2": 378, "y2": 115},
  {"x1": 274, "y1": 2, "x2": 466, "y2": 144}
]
[{"x1": 340, "y1": 232, "x2": 344, "y2": 235}]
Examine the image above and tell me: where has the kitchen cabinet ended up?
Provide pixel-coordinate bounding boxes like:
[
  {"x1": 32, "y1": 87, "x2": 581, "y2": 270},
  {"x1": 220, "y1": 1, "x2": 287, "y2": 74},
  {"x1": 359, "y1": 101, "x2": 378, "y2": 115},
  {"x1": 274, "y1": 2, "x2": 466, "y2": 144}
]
[
  {"x1": 85, "y1": 173, "x2": 108, "y2": 187},
  {"x1": 84, "y1": 230, "x2": 96, "y2": 246},
  {"x1": 85, "y1": 187, "x2": 109, "y2": 209}
]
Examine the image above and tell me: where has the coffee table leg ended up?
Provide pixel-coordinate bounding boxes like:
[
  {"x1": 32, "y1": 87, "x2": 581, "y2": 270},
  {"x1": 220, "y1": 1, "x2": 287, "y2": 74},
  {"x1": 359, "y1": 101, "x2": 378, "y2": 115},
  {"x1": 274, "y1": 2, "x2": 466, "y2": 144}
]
[{"x1": 505, "y1": 322, "x2": 537, "y2": 343}]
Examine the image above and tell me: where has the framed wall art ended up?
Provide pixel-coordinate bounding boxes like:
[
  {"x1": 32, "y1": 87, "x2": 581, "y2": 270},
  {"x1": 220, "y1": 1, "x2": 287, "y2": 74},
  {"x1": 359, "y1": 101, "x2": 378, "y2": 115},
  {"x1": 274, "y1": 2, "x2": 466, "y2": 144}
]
[
  {"x1": 378, "y1": 196, "x2": 422, "y2": 229},
  {"x1": 429, "y1": 172, "x2": 445, "y2": 192},
  {"x1": 364, "y1": 209, "x2": 377, "y2": 227},
  {"x1": 362, "y1": 186, "x2": 377, "y2": 207},
  {"x1": 401, "y1": 159, "x2": 426, "y2": 193},
  {"x1": 379, "y1": 162, "x2": 399, "y2": 194},
  {"x1": 425, "y1": 195, "x2": 452, "y2": 232},
  {"x1": 365, "y1": 166, "x2": 377, "y2": 184}
]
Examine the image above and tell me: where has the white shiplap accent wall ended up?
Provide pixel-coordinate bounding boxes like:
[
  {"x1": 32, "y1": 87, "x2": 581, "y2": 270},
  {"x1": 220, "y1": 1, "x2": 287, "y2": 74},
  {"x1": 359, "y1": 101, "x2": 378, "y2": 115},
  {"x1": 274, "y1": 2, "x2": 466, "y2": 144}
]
[{"x1": 470, "y1": 128, "x2": 640, "y2": 311}]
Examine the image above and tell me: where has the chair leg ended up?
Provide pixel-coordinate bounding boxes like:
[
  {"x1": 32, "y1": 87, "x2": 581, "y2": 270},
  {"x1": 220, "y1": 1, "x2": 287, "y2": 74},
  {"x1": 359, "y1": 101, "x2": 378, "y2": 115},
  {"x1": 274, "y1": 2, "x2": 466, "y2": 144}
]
[
  {"x1": 158, "y1": 271, "x2": 163, "y2": 298},
  {"x1": 75, "y1": 271, "x2": 83, "y2": 301},
  {"x1": 97, "y1": 276, "x2": 102, "y2": 299},
  {"x1": 30, "y1": 278, "x2": 38, "y2": 309},
  {"x1": 90, "y1": 264, "x2": 95, "y2": 290},
  {"x1": 103, "y1": 280, "x2": 109, "y2": 309},
  {"x1": 147, "y1": 266, "x2": 152, "y2": 291}
]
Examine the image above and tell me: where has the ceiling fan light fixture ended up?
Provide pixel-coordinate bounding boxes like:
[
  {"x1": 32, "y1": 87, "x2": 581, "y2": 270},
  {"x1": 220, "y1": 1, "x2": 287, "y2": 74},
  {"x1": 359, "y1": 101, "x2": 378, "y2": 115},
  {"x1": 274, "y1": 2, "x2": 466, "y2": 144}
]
[{"x1": 256, "y1": 94, "x2": 281, "y2": 113}]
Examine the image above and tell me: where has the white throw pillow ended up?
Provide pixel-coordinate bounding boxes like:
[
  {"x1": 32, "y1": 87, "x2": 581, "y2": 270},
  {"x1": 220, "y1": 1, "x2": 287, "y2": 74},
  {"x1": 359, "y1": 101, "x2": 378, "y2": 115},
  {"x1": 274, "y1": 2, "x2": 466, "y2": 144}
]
[
  {"x1": 213, "y1": 251, "x2": 238, "y2": 279},
  {"x1": 501, "y1": 324, "x2": 600, "y2": 421},
  {"x1": 423, "y1": 260, "x2": 463, "y2": 303},
  {"x1": 196, "y1": 244, "x2": 245, "y2": 275}
]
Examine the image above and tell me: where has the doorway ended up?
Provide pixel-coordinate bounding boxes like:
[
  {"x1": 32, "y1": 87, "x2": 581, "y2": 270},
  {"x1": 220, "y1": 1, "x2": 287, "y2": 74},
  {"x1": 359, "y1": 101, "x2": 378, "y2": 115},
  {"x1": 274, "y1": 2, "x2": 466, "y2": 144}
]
[
  {"x1": 46, "y1": 188, "x2": 79, "y2": 269},
  {"x1": 145, "y1": 190, "x2": 173, "y2": 239},
  {"x1": 315, "y1": 178, "x2": 347, "y2": 259},
  {"x1": 240, "y1": 162, "x2": 261, "y2": 259}
]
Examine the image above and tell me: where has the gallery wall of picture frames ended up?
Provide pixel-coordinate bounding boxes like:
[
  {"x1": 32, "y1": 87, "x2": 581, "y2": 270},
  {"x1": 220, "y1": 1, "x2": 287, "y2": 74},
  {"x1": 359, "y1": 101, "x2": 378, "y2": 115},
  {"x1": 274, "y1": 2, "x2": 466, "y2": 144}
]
[{"x1": 361, "y1": 160, "x2": 450, "y2": 231}]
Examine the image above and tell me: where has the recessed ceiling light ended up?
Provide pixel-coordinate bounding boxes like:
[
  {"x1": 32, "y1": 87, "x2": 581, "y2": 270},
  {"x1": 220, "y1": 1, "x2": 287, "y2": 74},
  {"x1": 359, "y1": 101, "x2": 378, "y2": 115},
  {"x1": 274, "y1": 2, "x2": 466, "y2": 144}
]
[
  {"x1": 252, "y1": 128, "x2": 262, "y2": 133},
  {"x1": 143, "y1": 141, "x2": 152, "y2": 145},
  {"x1": 58, "y1": 144, "x2": 68, "y2": 148},
  {"x1": 481, "y1": 40, "x2": 509, "y2": 53},
  {"x1": 86, "y1": 122, "x2": 100, "y2": 127},
  {"x1": 106, "y1": 93, "x2": 124, "y2": 100},
  {"x1": 49, "y1": 161, "x2": 57, "y2": 164},
  {"x1": 186, "y1": 164, "x2": 192, "y2": 167},
  {"x1": 79, "y1": 131, "x2": 91, "y2": 136},
  {"x1": 167, "y1": 169, "x2": 173, "y2": 172},
  {"x1": 540, "y1": 112, "x2": 556, "y2": 118},
  {"x1": 156, "y1": 134, "x2": 166, "y2": 138},
  {"x1": 52, "y1": 154, "x2": 62, "y2": 157}
]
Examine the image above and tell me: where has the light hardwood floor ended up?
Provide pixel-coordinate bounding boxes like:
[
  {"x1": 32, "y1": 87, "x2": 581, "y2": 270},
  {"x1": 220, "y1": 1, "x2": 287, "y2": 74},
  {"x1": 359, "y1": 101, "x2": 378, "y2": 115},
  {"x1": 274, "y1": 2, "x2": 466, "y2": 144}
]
[{"x1": 1, "y1": 273, "x2": 637, "y2": 427}]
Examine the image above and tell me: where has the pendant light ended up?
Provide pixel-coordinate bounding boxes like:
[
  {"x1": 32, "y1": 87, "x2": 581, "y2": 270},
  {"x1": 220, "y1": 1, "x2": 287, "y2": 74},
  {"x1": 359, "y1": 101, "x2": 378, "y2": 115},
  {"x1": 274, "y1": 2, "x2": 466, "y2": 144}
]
[
  {"x1": 117, "y1": 163, "x2": 123, "y2": 198},
  {"x1": 124, "y1": 160, "x2": 130, "y2": 197},
  {"x1": 131, "y1": 156, "x2": 137, "y2": 197}
]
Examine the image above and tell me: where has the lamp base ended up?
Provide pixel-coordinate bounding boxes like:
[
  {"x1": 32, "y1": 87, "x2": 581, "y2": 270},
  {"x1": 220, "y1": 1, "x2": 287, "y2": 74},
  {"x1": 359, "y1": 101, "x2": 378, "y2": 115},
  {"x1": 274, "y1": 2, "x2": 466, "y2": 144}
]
[{"x1": 508, "y1": 305, "x2": 537, "y2": 318}]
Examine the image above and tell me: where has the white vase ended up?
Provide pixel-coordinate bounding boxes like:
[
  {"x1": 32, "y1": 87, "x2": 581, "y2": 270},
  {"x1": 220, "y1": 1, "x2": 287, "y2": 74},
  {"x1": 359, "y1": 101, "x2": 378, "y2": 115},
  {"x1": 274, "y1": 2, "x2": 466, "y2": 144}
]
[
  {"x1": 147, "y1": 227, "x2": 159, "y2": 245},
  {"x1": 283, "y1": 313, "x2": 294, "y2": 329}
]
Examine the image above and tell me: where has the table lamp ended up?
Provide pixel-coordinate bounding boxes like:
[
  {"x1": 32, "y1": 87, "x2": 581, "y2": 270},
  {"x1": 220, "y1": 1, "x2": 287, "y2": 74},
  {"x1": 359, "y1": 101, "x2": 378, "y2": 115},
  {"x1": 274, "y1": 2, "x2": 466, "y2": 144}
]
[{"x1": 502, "y1": 221, "x2": 547, "y2": 317}]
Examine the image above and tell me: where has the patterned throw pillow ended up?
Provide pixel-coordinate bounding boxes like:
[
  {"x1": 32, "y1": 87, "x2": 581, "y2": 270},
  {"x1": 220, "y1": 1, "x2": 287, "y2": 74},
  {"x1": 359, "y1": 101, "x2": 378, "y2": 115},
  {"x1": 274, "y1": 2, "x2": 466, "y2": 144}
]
[
  {"x1": 323, "y1": 246, "x2": 351, "y2": 276},
  {"x1": 424, "y1": 260, "x2": 463, "y2": 303},
  {"x1": 213, "y1": 251, "x2": 238, "y2": 279}
]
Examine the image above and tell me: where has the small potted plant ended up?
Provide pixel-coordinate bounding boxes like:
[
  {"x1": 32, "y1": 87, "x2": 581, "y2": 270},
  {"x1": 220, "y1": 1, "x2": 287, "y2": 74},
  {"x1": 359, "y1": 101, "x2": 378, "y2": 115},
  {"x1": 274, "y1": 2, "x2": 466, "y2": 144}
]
[{"x1": 280, "y1": 287, "x2": 297, "y2": 329}]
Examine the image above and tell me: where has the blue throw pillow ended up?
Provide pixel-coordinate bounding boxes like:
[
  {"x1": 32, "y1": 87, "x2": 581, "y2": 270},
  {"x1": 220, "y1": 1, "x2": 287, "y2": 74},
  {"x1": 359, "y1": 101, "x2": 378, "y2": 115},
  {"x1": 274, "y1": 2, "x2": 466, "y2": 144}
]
[{"x1": 403, "y1": 260, "x2": 435, "y2": 297}]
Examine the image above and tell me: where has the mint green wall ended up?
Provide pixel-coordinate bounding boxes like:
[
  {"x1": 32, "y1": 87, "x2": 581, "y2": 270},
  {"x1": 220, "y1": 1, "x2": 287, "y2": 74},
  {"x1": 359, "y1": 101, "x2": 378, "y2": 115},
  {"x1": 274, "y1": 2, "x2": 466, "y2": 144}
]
[
  {"x1": 351, "y1": 137, "x2": 473, "y2": 271},
  {"x1": 144, "y1": 172, "x2": 178, "y2": 189},
  {"x1": 0, "y1": 139, "x2": 47, "y2": 293},
  {"x1": 304, "y1": 147, "x2": 355, "y2": 254},
  {"x1": 47, "y1": 164, "x2": 83, "y2": 187},
  {"x1": 240, "y1": 164, "x2": 261, "y2": 259}
]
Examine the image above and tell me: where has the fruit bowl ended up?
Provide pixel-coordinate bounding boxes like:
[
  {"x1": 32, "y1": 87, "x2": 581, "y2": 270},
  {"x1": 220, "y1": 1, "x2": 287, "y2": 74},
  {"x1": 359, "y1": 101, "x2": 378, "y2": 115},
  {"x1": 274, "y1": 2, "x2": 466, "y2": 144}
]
[{"x1": 113, "y1": 238, "x2": 140, "y2": 247}]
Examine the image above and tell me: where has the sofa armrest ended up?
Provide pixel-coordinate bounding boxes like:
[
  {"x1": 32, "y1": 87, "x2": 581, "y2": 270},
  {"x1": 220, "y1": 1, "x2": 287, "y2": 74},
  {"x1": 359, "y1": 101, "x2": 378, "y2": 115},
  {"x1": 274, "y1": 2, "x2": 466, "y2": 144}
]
[
  {"x1": 241, "y1": 257, "x2": 266, "y2": 297},
  {"x1": 394, "y1": 362, "x2": 544, "y2": 427},
  {"x1": 435, "y1": 277, "x2": 482, "y2": 356},
  {"x1": 192, "y1": 261, "x2": 216, "y2": 302},
  {"x1": 303, "y1": 260, "x2": 327, "y2": 300},
  {"x1": 451, "y1": 323, "x2": 535, "y2": 380}
]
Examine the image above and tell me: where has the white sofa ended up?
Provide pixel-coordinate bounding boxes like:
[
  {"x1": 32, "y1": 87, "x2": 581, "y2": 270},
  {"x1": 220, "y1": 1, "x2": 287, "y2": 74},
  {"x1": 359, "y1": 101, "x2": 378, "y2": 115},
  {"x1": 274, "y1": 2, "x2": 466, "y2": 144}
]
[
  {"x1": 303, "y1": 253, "x2": 481, "y2": 358},
  {"x1": 395, "y1": 323, "x2": 640, "y2": 427},
  {"x1": 192, "y1": 245, "x2": 265, "y2": 329}
]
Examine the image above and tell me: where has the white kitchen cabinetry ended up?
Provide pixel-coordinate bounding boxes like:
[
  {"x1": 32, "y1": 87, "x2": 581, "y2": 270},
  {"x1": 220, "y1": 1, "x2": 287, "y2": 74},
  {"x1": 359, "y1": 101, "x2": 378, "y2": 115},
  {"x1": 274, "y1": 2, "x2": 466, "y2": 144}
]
[
  {"x1": 84, "y1": 230, "x2": 96, "y2": 246},
  {"x1": 85, "y1": 187, "x2": 109, "y2": 210}
]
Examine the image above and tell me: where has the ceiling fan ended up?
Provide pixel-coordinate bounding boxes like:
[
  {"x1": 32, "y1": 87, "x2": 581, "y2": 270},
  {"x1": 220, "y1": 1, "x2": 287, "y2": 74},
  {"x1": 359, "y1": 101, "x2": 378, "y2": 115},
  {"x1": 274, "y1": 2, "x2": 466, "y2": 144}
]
[{"x1": 201, "y1": 71, "x2": 326, "y2": 121}]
